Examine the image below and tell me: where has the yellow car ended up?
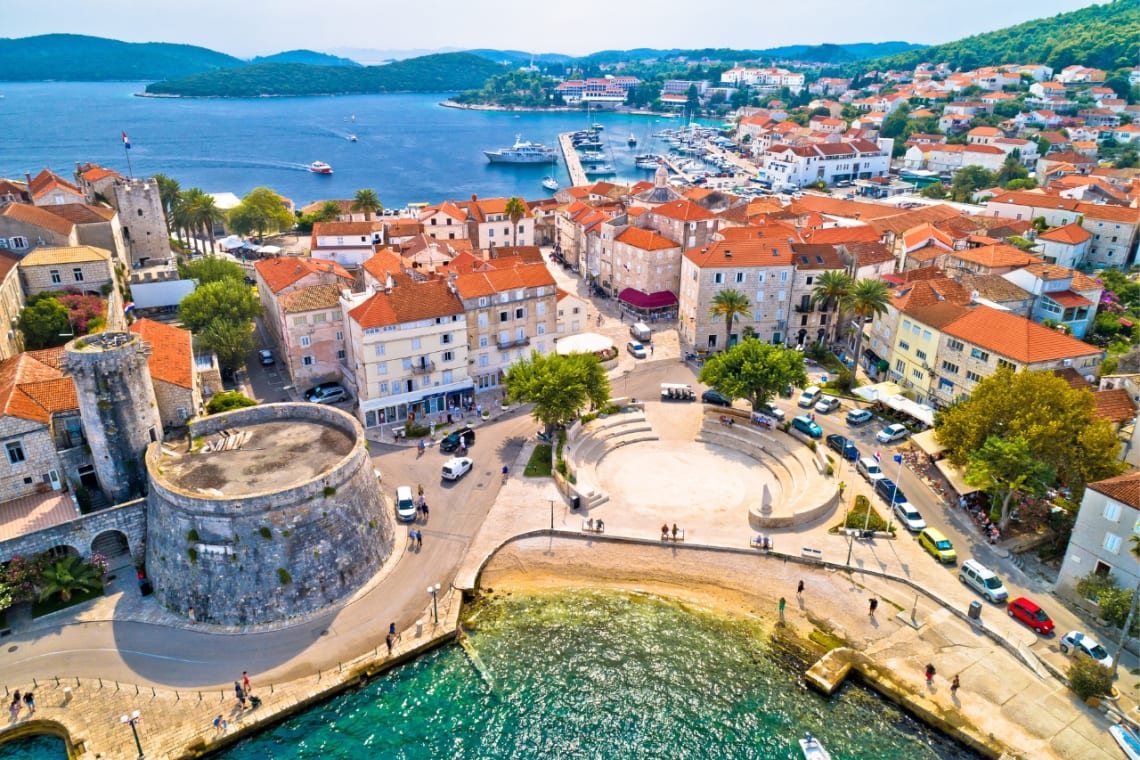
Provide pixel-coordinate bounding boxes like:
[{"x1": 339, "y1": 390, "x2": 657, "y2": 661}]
[{"x1": 918, "y1": 527, "x2": 957, "y2": 564}]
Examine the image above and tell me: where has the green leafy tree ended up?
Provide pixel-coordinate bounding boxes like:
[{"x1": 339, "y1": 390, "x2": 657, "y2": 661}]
[
  {"x1": 996, "y1": 154, "x2": 1029, "y2": 186},
  {"x1": 178, "y1": 257, "x2": 245, "y2": 284},
  {"x1": 17, "y1": 295, "x2": 71, "y2": 349},
  {"x1": 178, "y1": 279, "x2": 261, "y2": 333},
  {"x1": 810, "y1": 270, "x2": 853, "y2": 344},
  {"x1": 504, "y1": 196, "x2": 528, "y2": 248},
  {"x1": 709, "y1": 289, "x2": 752, "y2": 351},
  {"x1": 698, "y1": 339, "x2": 808, "y2": 410},
  {"x1": 1076, "y1": 571, "x2": 1138, "y2": 635},
  {"x1": 36, "y1": 554, "x2": 103, "y2": 603},
  {"x1": 1004, "y1": 178, "x2": 1037, "y2": 191},
  {"x1": 964, "y1": 435, "x2": 1054, "y2": 529},
  {"x1": 503, "y1": 351, "x2": 610, "y2": 431},
  {"x1": 920, "y1": 182, "x2": 948, "y2": 199},
  {"x1": 228, "y1": 187, "x2": 294, "y2": 238},
  {"x1": 843, "y1": 278, "x2": 891, "y2": 373},
  {"x1": 351, "y1": 188, "x2": 383, "y2": 221},
  {"x1": 879, "y1": 103, "x2": 911, "y2": 139},
  {"x1": 199, "y1": 319, "x2": 255, "y2": 370},
  {"x1": 206, "y1": 390, "x2": 258, "y2": 414},
  {"x1": 950, "y1": 165, "x2": 996, "y2": 202},
  {"x1": 1067, "y1": 656, "x2": 1114, "y2": 701},
  {"x1": 936, "y1": 368, "x2": 1125, "y2": 501}
]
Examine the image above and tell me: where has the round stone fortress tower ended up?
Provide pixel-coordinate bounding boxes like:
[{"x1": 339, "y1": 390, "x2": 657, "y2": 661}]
[
  {"x1": 144, "y1": 403, "x2": 395, "y2": 626},
  {"x1": 64, "y1": 332, "x2": 163, "y2": 504}
]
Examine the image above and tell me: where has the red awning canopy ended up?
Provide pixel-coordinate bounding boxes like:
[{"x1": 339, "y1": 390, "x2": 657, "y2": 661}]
[
  {"x1": 617, "y1": 288, "x2": 678, "y2": 309},
  {"x1": 1047, "y1": 290, "x2": 1093, "y2": 308}
]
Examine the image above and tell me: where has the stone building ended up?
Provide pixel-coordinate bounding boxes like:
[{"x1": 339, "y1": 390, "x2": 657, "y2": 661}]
[
  {"x1": 0, "y1": 251, "x2": 25, "y2": 362},
  {"x1": 144, "y1": 403, "x2": 395, "y2": 625},
  {"x1": 128, "y1": 318, "x2": 199, "y2": 430},
  {"x1": 1055, "y1": 471, "x2": 1140, "y2": 605},
  {"x1": 19, "y1": 245, "x2": 114, "y2": 297},
  {"x1": 64, "y1": 332, "x2": 162, "y2": 504},
  {"x1": 112, "y1": 177, "x2": 172, "y2": 267}
]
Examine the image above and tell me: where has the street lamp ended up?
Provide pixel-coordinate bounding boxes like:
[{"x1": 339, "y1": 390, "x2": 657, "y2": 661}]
[
  {"x1": 427, "y1": 583, "x2": 441, "y2": 623},
  {"x1": 887, "y1": 452, "x2": 904, "y2": 532},
  {"x1": 121, "y1": 710, "x2": 143, "y2": 758}
]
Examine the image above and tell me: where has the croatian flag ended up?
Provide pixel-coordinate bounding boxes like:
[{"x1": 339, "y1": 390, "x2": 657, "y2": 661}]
[
  {"x1": 122, "y1": 131, "x2": 131, "y2": 149},
  {"x1": 873, "y1": 451, "x2": 881, "y2": 462},
  {"x1": 124, "y1": 301, "x2": 135, "y2": 314}
]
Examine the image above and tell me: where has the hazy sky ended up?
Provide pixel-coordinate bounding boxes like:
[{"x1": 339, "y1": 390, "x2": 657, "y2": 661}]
[{"x1": 4, "y1": 0, "x2": 1101, "y2": 58}]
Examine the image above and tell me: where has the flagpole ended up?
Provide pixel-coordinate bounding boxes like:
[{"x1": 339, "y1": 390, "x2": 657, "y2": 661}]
[{"x1": 122, "y1": 131, "x2": 133, "y2": 178}]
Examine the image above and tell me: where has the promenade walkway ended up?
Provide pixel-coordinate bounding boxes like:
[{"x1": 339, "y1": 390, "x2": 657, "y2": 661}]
[{"x1": 557, "y1": 133, "x2": 588, "y2": 187}]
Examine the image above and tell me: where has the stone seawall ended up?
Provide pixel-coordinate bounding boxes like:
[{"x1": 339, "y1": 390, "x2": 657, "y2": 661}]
[{"x1": 145, "y1": 403, "x2": 396, "y2": 626}]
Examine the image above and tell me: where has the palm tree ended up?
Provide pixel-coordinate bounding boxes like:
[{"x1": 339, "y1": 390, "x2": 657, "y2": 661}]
[
  {"x1": 192, "y1": 194, "x2": 225, "y2": 254},
  {"x1": 36, "y1": 554, "x2": 103, "y2": 603},
  {"x1": 152, "y1": 173, "x2": 181, "y2": 239},
  {"x1": 179, "y1": 188, "x2": 208, "y2": 253},
  {"x1": 843, "y1": 278, "x2": 892, "y2": 375},
  {"x1": 709, "y1": 289, "x2": 752, "y2": 351},
  {"x1": 504, "y1": 196, "x2": 528, "y2": 248},
  {"x1": 351, "y1": 188, "x2": 383, "y2": 221},
  {"x1": 811, "y1": 270, "x2": 853, "y2": 346}
]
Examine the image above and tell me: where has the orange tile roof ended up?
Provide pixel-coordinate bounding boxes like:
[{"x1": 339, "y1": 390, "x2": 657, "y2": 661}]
[
  {"x1": 990, "y1": 191, "x2": 1081, "y2": 211},
  {"x1": 28, "y1": 169, "x2": 82, "y2": 201},
  {"x1": 254, "y1": 256, "x2": 353, "y2": 294},
  {"x1": 41, "y1": 203, "x2": 117, "y2": 225},
  {"x1": 0, "y1": 250, "x2": 20, "y2": 281},
  {"x1": 801, "y1": 224, "x2": 880, "y2": 245},
  {"x1": 615, "y1": 227, "x2": 679, "y2": 251},
  {"x1": 0, "y1": 349, "x2": 78, "y2": 423},
  {"x1": 1037, "y1": 223, "x2": 1091, "y2": 245},
  {"x1": 893, "y1": 278, "x2": 972, "y2": 311},
  {"x1": 279, "y1": 283, "x2": 347, "y2": 314},
  {"x1": 129, "y1": 318, "x2": 193, "y2": 389},
  {"x1": 943, "y1": 305, "x2": 1100, "y2": 364},
  {"x1": 956, "y1": 273, "x2": 1030, "y2": 303},
  {"x1": 453, "y1": 262, "x2": 557, "y2": 299},
  {"x1": 649, "y1": 199, "x2": 716, "y2": 222},
  {"x1": 950, "y1": 244, "x2": 1042, "y2": 269},
  {"x1": 1093, "y1": 388, "x2": 1136, "y2": 424},
  {"x1": 1, "y1": 202, "x2": 76, "y2": 237},
  {"x1": 348, "y1": 277, "x2": 463, "y2": 329},
  {"x1": 1047, "y1": 290, "x2": 1093, "y2": 308},
  {"x1": 1086, "y1": 470, "x2": 1140, "y2": 510},
  {"x1": 684, "y1": 229, "x2": 795, "y2": 269},
  {"x1": 1077, "y1": 203, "x2": 1140, "y2": 224},
  {"x1": 906, "y1": 244, "x2": 948, "y2": 264},
  {"x1": 78, "y1": 165, "x2": 121, "y2": 183},
  {"x1": 361, "y1": 249, "x2": 406, "y2": 282},
  {"x1": 312, "y1": 220, "x2": 385, "y2": 237}
]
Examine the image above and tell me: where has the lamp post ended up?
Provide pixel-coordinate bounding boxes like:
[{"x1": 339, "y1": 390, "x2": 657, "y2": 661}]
[
  {"x1": 887, "y1": 452, "x2": 904, "y2": 532},
  {"x1": 427, "y1": 583, "x2": 440, "y2": 624},
  {"x1": 121, "y1": 710, "x2": 143, "y2": 758},
  {"x1": 550, "y1": 499, "x2": 555, "y2": 530}
]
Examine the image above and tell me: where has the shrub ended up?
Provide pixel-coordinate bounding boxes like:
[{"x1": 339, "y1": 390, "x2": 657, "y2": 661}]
[
  {"x1": 187, "y1": 529, "x2": 200, "y2": 542},
  {"x1": 277, "y1": 568, "x2": 292, "y2": 585},
  {"x1": 187, "y1": 548, "x2": 198, "y2": 564},
  {"x1": 323, "y1": 486, "x2": 336, "y2": 497},
  {"x1": 206, "y1": 391, "x2": 257, "y2": 415},
  {"x1": 1067, "y1": 656, "x2": 1113, "y2": 701},
  {"x1": 258, "y1": 526, "x2": 272, "y2": 540},
  {"x1": 405, "y1": 423, "x2": 430, "y2": 438}
]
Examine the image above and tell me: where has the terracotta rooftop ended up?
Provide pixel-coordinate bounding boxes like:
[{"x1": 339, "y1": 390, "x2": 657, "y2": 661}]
[
  {"x1": 41, "y1": 204, "x2": 117, "y2": 225},
  {"x1": 0, "y1": 349, "x2": 77, "y2": 424},
  {"x1": 453, "y1": 262, "x2": 557, "y2": 299},
  {"x1": 28, "y1": 169, "x2": 82, "y2": 201},
  {"x1": 348, "y1": 277, "x2": 464, "y2": 329},
  {"x1": 615, "y1": 227, "x2": 679, "y2": 251},
  {"x1": 279, "y1": 283, "x2": 347, "y2": 314},
  {"x1": 684, "y1": 231, "x2": 795, "y2": 269},
  {"x1": 129, "y1": 318, "x2": 193, "y2": 389},
  {"x1": 1052, "y1": 367, "x2": 1091, "y2": 389},
  {"x1": 949, "y1": 244, "x2": 1042, "y2": 269},
  {"x1": 1086, "y1": 471, "x2": 1140, "y2": 510},
  {"x1": 1, "y1": 202, "x2": 77, "y2": 237},
  {"x1": 254, "y1": 256, "x2": 353, "y2": 294},
  {"x1": 312, "y1": 220, "x2": 385, "y2": 238},
  {"x1": 19, "y1": 245, "x2": 110, "y2": 267},
  {"x1": 649, "y1": 199, "x2": 716, "y2": 222},
  {"x1": 1093, "y1": 388, "x2": 1136, "y2": 424},
  {"x1": 957, "y1": 273, "x2": 1031, "y2": 303},
  {"x1": 942, "y1": 305, "x2": 1100, "y2": 364}
]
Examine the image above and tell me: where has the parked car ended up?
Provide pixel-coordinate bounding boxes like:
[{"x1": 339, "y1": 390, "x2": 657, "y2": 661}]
[
  {"x1": 627, "y1": 341, "x2": 648, "y2": 359},
  {"x1": 304, "y1": 382, "x2": 349, "y2": 404},
  {"x1": 797, "y1": 386, "x2": 822, "y2": 408},
  {"x1": 702, "y1": 389, "x2": 732, "y2": 407},
  {"x1": 791, "y1": 415, "x2": 823, "y2": 439},
  {"x1": 395, "y1": 485, "x2": 417, "y2": 522},
  {"x1": 856, "y1": 456, "x2": 885, "y2": 483},
  {"x1": 440, "y1": 426, "x2": 475, "y2": 453},
  {"x1": 1059, "y1": 630, "x2": 1111, "y2": 666},
  {"x1": 874, "y1": 478, "x2": 908, "y2": 505},
  {"x1": 876, "y1": 423, "x2": 909, "y2": 444},
  {"x1": 846, "y1": 409, "x2": 873, "y2": 427},
  {"x1": 959, "y1": 559, "x2": 1008, "y2": 603},
  {"x1": 825, "y1": 434, "x2": 859, "y2": 461},
  {"x1": 892, "y1": 501, "x2": 926, "y2": 532},
  {"x1": 1007, "y1": 597, "x2": 1054, "y2": 635},
  {"x1": 917, "y1": 527, "x2": 957, "y2": 564},
  {"x1": 258, "y1": 349, "x2": 274, "y2": 366},
  {"x1": 814, "y1": 396, "x2": 841, "y2": 414},
  {"x1": 758, "y1": 401, "x2": 785, "y2": 421},
  {"x1": 441, "y1": 456, "x2": 473, "y2": 481}
]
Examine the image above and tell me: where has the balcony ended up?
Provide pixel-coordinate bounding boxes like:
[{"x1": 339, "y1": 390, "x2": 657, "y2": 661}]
[
  {"x1": 410, "y1": 358, "x2": 435, "y2": 375},
  {"x1": 793, "y1": 304, "x2": 815, "y2": 314},
  {"x1": 497, "y1": 336, "x2": 530, "y2": 350}
]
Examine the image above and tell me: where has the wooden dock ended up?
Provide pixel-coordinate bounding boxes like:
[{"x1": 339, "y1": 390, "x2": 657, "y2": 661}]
[{"x1": 558, "y1": 133, "x2": 588, "y2": 187}]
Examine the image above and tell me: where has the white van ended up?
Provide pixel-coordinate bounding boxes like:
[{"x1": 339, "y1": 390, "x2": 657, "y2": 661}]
[
  {"x1": 856, "y1": 456, "x2": 885, "y2": 483},
  {"x1": 630, "y1": 322, "x2": 652, "y2": 342},
  {"x1": 395, "y1": 485, "x2": 416, "y2": 522},
  {"x1": 959, "y1": 559, "x2": 1008, "y2": 603},
  {"x1": 797, "y1": 386, "x2": 822, "y2": 408}
]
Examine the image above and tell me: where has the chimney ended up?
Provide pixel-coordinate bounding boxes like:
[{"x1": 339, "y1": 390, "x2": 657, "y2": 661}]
[
  {"x1": 970, "y1": 290, "x2": 979, "y2": 302},
  {"x1": 385, "y1": 272, "x2": 394, "y2": 293},
  {"x1": 24, "y1": 172, "x2": 32, "y2": 187},
  {"x1": 724, "y1": 249, "x2": 732, "y2": 258}
]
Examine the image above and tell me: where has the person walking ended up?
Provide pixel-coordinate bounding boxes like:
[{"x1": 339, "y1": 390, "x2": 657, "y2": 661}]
[
  {"x1": 796, "y1": 580, "x2": 804, "y2": 596},
  {"x1": 950, "y1": 674, "x2": 960, "y2": 696},
  {"x1": 416, "y1": 530, "x2": 423, "y2": 549},
  {"x1": 22, "y1": 692, "x2": 34, "y2": 715},
  {"x1": 242, "y1": 671, "x2": 251, "y2": 693},
  {"x1": 386, "y1": 631, "x2": 396, "y2": 655},
  {"x1": 868, "y1": 598, "x2": 878, "y2": 617},
  {"x1": 924, "y1": 664, "x2": 936, "y2": 685}
]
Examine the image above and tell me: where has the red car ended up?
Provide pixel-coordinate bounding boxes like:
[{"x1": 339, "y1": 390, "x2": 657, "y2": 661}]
[{"x1": 1007, "y1": 597, "x2": 1054, "y2": 635}]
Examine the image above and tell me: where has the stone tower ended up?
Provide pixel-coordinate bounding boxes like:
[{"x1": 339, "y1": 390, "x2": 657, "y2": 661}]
[
  {"x1": 113, "y1": 178, "x2": 170, "y2": 267},
  {"x1": 64, "y1": 332, "x2": 162, "y2": 504}
]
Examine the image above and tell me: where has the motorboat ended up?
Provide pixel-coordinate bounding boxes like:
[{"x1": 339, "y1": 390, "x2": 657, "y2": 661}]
[
  {"x1": 799, "y1": 733, "x2": 831, "y2": 760},
  {"x1": 627, "y1": 132, "x2": 638, "y2": 146},
  {"x1": 584, "y1": 164, "x2": 616, "y2": 176},
  {"x1": 542, "y1": 176, "x2": 560, "y2": 191},
  {"x1": 1111, "y1": 723, "x2": 1140, "y2": 760},
  {"x1": 308, "y1": 161, "x2": 333, "y2": 174},
  {"x1": 483, "y1": 135, "x2": 558, "y2": 164},
  {"x1": 347, "y1": 134, "x2": 358, "y2": 142},
  {"x1": 634, "y1": 153, "x2": 663, "y2": 169}
]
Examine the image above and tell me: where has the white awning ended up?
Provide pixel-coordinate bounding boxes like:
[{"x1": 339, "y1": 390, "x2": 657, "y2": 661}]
[
  {"x1": 555, "y1": 332, "x2": 613, "y2": 355},
  {"x1": 219, "y1": 235, "x2": 244, "y2": 251},
  {"x1": 936, "y1": 459, "x2": 980, "y2": 496},
  {"x1": 854, "y1": 382, "x2": 934, "y2": 426},
  {"x1": 256, "y1": 245, "x2": 282, "y2": 255},
  {"x1": 911, "y1": 429, "x2": 945, "y2": 458}
]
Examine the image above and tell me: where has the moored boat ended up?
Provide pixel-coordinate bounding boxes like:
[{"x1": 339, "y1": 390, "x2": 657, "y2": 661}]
[
  {"x1": 542, "y1": 176, "x2": 560, "y2": 191},
  {"x1": 634, "y1": 153, "x2": 663, "y2": 169},
  {"x1": 483, "y1": 135, "x2": 557, "y2": 164},
  {"x1": 583, "y1": 164, "x2": 616, "y2": 176},
  {"x1": 799, "y1": 733, "x2": 831, "y2": 760},
  {"x1": 309, "y1": 161, "x2": 333, "y2": 174},
  {"x1": 627, "y1": 132, "x2": 638, "y2": 146},
  {"x1": 348, "y1": 134, "x2": 358, "y2": 142}
]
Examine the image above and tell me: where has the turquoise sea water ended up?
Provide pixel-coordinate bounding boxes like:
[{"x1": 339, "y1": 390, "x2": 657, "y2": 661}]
[{"x1": 0, "y1": 590, "x2": 983, "y2": 759}]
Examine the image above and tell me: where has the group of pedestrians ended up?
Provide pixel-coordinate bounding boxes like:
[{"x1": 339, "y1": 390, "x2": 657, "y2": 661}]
[
  {"x1": 8, "y1": 690, "x2": 34, "y2": 719},
  {"x1": 232, "y1": 671, "x2": 261, "y2": 711},
  {"x1": 409, "y1": 529, "x2": 424, "y2": 549}
]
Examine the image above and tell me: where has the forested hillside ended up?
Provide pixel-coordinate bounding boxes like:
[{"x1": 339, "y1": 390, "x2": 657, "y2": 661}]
[
  {"x1": 0, "y1": 34, "x2": 242, "y2": 81},
  {"x1": 868, "y1": 0, "x2": 1137, "y2": 73}
]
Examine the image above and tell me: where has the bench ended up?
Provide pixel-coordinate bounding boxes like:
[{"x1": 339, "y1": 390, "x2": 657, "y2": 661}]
[
  {"x1": 750, "y1": 535, "x2": 774, "y2": 550},
  {"x1": 660, "y1": 528, "x2": 686, "y2": 542},
  {"x1": 581, "y1": 521, "x2": 605, "y2": 534},
  {"x1": 800, "y1": 546, "x2": 823, "y2": 560}
]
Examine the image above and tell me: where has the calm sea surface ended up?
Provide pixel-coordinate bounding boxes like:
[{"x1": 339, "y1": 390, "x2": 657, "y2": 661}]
[
  {"x1": 2, "y1": 590, "x2": 982, "y2": 760},
  {"x1": 0, "y1": 83, "x2": 691, "y2": 209}
]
